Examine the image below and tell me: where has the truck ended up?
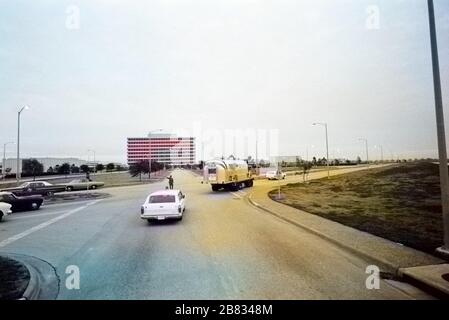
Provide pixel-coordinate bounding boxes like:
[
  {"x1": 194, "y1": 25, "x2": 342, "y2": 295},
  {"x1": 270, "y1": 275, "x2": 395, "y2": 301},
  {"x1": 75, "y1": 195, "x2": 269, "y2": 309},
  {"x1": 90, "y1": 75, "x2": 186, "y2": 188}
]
[{"x1": 204, "y1": 159, "x2": 254, "y2": 191}]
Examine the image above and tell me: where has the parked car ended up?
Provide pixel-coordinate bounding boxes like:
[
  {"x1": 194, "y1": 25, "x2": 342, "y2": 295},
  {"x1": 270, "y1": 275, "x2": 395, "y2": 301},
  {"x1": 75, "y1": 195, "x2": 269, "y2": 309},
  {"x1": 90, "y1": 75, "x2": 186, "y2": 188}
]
[
  {"x1": 266, "y1": 170, "x2": 286, "y2": 180},
  {"x1": 1, "y1": 181, "x2": 66, "y2": 196},
  {"x1": 141, "y1": 190, "x2": 186, "y2": 222},
  {"x1": 0, "y1": 202, "x2": 12, "y2": 221},
  {"x1": 65, "y1": 179, "x2": 105, "y2": 191},
  {"x1": 0, "y1": 192, "x2": 44, "y2": 212}
]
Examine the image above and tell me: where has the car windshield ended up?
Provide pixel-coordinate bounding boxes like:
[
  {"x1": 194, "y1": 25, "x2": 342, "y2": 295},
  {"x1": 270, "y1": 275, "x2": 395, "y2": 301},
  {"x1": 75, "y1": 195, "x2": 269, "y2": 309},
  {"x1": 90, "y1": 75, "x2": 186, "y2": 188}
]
[
  {"x1": 1, "y1": 194, "x2": 15, "y2": 200},
  {"x1": 149, "y1": 195, "x2": 176, "y2": 203}
]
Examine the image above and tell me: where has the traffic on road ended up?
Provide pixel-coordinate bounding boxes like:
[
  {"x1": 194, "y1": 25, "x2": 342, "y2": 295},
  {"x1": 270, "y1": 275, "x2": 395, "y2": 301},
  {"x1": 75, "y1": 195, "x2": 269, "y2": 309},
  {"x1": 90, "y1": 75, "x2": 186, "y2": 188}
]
[{"x1": 0, "y1": 168, "x2": 432, "y2": 300}]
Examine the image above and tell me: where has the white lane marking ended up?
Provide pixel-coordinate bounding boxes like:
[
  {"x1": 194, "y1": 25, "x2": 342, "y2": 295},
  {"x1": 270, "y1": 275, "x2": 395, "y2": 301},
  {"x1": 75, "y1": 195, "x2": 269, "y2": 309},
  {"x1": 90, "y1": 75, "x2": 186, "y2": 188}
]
[
  {"x1": 0, "y1": 200, "x2": 102, "y2": 248},
  {"x1": 42, "y1": 200, "x2": 95, "y2": 208},
  {"x1": 230, "y1": 192, "x2": 242, "y2": 199},
  {"x1": 8, "y1": 210, "x2": 67, "y2": 221}
]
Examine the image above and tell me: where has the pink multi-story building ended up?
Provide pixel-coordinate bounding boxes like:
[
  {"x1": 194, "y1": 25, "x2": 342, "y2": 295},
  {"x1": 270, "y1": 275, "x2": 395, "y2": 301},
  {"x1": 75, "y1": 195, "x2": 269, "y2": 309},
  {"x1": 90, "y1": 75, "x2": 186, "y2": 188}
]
[{"x1": 127, "y1": 133, "x2": 195, "y2": 167}]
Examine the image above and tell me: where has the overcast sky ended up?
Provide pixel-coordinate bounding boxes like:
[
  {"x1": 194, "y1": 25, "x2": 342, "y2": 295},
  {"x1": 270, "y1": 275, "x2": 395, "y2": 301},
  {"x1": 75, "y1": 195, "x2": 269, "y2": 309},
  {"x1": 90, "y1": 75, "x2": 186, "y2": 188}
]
[{"x1": 0, "y1": 0, "x2": 448, "y2": 163}]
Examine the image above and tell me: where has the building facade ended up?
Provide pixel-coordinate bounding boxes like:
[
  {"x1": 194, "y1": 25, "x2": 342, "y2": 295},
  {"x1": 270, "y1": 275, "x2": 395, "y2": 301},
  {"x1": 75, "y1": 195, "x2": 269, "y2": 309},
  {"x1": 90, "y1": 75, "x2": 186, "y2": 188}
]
[{"x1": 127, "y1": 133, "x2": 196, "y2": 166}]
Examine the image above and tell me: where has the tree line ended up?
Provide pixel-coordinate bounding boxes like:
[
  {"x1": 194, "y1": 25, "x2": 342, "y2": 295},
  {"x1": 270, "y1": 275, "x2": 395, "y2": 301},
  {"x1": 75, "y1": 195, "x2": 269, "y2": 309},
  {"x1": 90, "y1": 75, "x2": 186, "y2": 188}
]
[{"x1": 19, "y1": 159, "x2": 125, "y2": 180}]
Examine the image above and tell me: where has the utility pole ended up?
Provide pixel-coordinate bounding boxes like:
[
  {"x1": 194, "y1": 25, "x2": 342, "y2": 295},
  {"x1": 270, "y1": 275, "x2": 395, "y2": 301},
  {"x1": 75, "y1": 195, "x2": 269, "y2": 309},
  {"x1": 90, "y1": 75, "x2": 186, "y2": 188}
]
[
  {"x1": 359, "y1": 139, "x2": 369, "y2": 167},
  {"x1": 380, "y1": 145, "x2": 384, "y2": 163},
  {"x1": 2, "y1": 142, "x2": 14, "y2": 180},
  {"x1": 16, "y1": 106, "x2": 29, "y2": 183},
  {"x1": 428, "y1": 0, "x2": 449, "y2": 256},
  {"x1": 313, "y1": 123, "x2": 330, "y2": 179},
  {"x1": 148, "y1": 129, "x2": 163, "y2": 180},
  {"x1": 255, "y1": 135, "x2": 258, "y2": 168}
]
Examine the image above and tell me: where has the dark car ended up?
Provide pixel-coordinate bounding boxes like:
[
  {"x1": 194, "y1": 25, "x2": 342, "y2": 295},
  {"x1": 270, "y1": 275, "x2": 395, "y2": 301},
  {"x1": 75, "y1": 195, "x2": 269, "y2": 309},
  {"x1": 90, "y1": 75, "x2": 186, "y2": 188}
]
[
  {"x1": 0, "y1": 192, "x2": 44, "y2": 212},
  {"x1": 0, "y1": 181, "x2": 66, "y2": 197}
]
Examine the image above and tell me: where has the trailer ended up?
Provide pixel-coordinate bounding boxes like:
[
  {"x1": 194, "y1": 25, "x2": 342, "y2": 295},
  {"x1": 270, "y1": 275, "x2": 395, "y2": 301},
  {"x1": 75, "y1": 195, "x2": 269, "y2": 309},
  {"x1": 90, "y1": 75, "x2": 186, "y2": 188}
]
[{"x1": 204, "y1": 159, "x2": 254, "y2": 191}]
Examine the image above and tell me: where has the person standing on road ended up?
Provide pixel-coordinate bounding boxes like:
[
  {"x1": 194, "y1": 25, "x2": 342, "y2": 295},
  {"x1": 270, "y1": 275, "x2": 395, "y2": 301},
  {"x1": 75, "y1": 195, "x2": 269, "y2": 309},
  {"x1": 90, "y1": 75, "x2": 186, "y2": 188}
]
[{"x1": 167, "y1": 175, "x2": 174, "y2": 190}]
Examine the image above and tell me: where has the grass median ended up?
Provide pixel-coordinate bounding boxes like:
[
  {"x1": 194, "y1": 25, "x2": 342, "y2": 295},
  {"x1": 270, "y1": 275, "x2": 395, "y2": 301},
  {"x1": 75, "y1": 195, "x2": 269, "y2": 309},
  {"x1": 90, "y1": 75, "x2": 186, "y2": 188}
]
[
  {"x1": 269, "y1": 162, "x2": 444, "y2": 254},
  {"x1": 0, "y1": 256, "x2": 30, "y2": 300}
]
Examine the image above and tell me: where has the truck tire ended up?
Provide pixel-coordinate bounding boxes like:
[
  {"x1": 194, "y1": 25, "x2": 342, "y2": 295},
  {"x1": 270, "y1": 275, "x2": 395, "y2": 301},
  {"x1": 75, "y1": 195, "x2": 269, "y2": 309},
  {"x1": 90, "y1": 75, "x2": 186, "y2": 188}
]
[
  {"x1": 244, "y1": 180, "x2": 254, "y2": 188},
  {"x1": 211, "y1": 185, "x2": 220, "y2": 192},
  {"x1": 229, "y1": 183, "x2": 239, "y2": 191}
]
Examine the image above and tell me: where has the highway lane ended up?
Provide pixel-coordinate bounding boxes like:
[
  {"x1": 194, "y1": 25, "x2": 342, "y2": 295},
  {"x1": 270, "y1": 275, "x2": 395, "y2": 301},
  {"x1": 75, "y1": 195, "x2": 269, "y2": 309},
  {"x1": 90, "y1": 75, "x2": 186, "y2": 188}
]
[{"x1": 0, "y1": 168, "x2": 429, "y2": 299}]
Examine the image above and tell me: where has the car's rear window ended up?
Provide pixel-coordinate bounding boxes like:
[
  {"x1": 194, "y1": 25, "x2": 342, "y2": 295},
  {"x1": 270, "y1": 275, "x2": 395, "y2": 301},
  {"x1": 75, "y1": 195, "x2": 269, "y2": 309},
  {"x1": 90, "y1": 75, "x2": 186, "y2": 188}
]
[{"x1": 149, "y1": 195, "x2": 176, "y2": 203}]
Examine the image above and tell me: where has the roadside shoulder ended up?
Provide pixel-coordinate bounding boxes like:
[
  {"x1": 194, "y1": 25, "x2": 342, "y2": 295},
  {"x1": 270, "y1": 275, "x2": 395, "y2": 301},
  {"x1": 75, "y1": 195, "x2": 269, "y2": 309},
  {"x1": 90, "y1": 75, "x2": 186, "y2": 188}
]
[{"x1": 247, "y1": 186, "x2": 444, "y2": 274}]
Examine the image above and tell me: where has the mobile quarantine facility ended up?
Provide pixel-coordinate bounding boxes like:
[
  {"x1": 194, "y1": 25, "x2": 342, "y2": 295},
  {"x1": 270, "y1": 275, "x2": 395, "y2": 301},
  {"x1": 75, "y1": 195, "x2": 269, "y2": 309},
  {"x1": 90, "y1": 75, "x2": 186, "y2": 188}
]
[{"x1": 204, "y1": 158, "x2": 254, "y2": 191}]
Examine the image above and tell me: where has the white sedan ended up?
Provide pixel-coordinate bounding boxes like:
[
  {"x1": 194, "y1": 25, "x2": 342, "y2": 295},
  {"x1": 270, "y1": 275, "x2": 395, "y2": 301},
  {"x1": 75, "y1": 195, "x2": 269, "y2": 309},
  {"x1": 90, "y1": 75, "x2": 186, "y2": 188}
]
[
  {"x1": 266, "y1": 170, "x2": 286, "y2": 180},
  {"x1": 0, "y1": 202, "x2": 12, "y2": 222},
  {"x1": 141, "y1": 190, "x2": 186, "y2": 222}
]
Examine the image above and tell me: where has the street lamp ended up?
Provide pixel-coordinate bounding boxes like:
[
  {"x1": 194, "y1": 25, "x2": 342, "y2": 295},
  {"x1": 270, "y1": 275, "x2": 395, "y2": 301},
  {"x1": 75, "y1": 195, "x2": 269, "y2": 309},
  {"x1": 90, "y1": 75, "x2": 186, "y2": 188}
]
[
  {"x1": 17, "y1": 105, "x2": 30, "y2": 182},
  {"x1": 88, "y1": 149, "x2": 96, "y2": 174},
  {"x1": 374, "y1": 145, "x2": 384, "y2": 163},
  {"x1": 305, "y1": 145, "x2": 315, "y2": 162},
  {"x1": 428, "y1": 0, "x2": 449, "y2": 256},
  {"x1": 359, "y1": 138, "x2": 369, "y2": 167},
  {"x1": 313, "y1": 123, "x2": 330, "y2": 179},
  {"x1": 2, "y1": 142, "x2": 15, "y2": 180},
  {"x1": 148, "y1": 129, "x2": 163, "y2": 179}
]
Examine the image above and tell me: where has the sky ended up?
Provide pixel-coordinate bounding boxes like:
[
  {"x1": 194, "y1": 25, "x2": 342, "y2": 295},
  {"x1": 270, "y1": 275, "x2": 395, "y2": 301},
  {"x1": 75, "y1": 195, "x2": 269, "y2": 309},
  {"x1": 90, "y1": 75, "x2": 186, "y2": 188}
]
[{"x1": 0, "y1": 0, "x2": 448, "y2": 163}]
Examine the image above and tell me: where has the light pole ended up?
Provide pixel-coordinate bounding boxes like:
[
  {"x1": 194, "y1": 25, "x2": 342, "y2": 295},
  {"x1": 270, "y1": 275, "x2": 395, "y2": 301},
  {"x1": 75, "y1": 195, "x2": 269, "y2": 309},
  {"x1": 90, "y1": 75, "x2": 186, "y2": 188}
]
[
  {"x1": 359, "y1": 139, "x2": 369, "y2": 167},
  {"x1": 88, "y1": 149, "x2": 96, "y2": 174},
  {"x1": 17, "y1": 106, "x2": 29, "y2": 183},
  {"x1": 375, "y1": 145, "x2": 384, "y2": 163},
  {"x1": 148, "y1": 129, "x2": 163, "y2": 179},
  {"x1": 313, "y1": 123, "x2": 330, "y2": 179},
  {"x1": 428, "y1": 0, "x2": 449, "y2": 256},
  {"x1": 255, "y1": 134, "x2": 258, "y2": 168},
  {"x1": 305, "y1": 145, "x2": 315, "y2": 163},
  {"x1": 201, "y1": 141, "x2": 205, "y2": 163},
  {"x1": 305, "y1": 145, "x2": 309, "y2": 163},
  {"x1": 2, "y1": 142, "x2": 15, "y2": 180}
]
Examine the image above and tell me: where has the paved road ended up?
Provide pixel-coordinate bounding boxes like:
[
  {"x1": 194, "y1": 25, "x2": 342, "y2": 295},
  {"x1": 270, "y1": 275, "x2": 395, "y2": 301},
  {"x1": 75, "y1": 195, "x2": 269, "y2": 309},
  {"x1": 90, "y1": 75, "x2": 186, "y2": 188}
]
[{"x1": 0, "y1": 168, "x2": 429, "y2": 299}]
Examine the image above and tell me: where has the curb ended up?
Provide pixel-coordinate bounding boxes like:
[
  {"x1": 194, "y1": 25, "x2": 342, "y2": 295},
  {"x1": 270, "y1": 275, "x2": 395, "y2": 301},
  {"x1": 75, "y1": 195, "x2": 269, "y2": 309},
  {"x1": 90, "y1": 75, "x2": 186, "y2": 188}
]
[
  {"x1": 22, "y1": 259, "x2": 40, "y2": 300},
  {"x1": 3, "y1": 253, "x2": 59, "y2": 300},
  {"x1": 247, "y1": 193, "x2": 409, "y2": 275},
  {"x1": 398, "y1": 269, "x2": 449, "y2": 299},
  {"x1": 247, "y1": 192, "x2": 448, "y2": 298}
]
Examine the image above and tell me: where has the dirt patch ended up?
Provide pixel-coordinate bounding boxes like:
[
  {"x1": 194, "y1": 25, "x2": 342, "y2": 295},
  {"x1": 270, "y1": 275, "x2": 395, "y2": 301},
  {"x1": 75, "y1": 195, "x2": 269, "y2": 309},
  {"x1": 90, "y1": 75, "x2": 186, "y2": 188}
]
[
  {"x1": 269, "y1": 162, "x2": 445, "y2": 254},
  {"x1": 0, "y1": 256, "x2": 30, "y2": 300}
]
